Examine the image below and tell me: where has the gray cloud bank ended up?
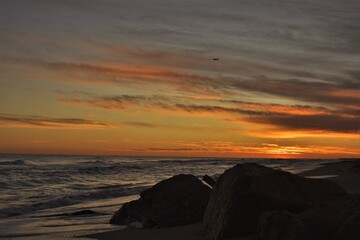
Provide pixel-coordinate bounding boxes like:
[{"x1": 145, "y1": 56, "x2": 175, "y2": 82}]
[{"x1": 1, "y1": 0, "x2": 359, "y2": 135}]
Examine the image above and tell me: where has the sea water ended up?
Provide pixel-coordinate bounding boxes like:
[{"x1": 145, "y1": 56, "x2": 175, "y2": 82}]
[{"x1": 0, "y1": 154, "x2": 335, "y2": 239}]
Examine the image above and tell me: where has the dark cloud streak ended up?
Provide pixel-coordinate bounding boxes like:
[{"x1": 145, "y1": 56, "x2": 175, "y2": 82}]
[
  {"x1": 60, "y1": 93, "x2": 360, "y2": 133},
  {"x1": 0, "y1": 114, "x2": 111, "y2": 128}
]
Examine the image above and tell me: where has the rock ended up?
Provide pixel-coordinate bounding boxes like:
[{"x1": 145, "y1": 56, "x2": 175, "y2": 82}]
[
  {"x1": 299, "y1": 195, "x2": 360, "y2": 240},
  {"x1": 110, "y1": 202, "x2": 128, "y2": 225},
  {"x1": 44, "y1": 209, "x2": 103, "y2": 218},
  {"x1": 127, "y1": 221, "x2": 143, "y2": 228},
  {"x1": 258, "y1": 211, "x2": 311, "y2": 240},
  {"x1": 258, "y1": 195, "x2": 360, "y2": 240},
  {"x1": 203, "y1": 174, "x2": 216, "y2": 187},
  {"x1": 71, "y1": 209, "x2": 98, "y2": 216},
  {"x1": 110, "y1": 174, "x2": 211, "y2": 228},
  {"x1": 299, "y1": 160, "x2": 360, "y2": 194},
  {"x1": 203, "y1": 163, "x2": 346, "y2": 240},
  {"x1": 110, "y1": 200, "x2": 154, "y2": 227},
  {"x1": 140, "y1": 174, "x2": 211, "y2": 227}
]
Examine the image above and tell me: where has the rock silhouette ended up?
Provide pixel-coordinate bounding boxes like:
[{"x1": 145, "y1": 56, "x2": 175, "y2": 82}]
[
  {"x1": 110, "y1": 174, "x2": 211, "y2": 228},
  {"x1": 203, "y1": 163, "x2": 346, "y2": 240}
]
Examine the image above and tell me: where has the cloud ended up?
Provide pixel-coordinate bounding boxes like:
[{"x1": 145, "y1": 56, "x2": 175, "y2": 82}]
[
  {"x1": 41, "y1": 61, "x2": 226, "y2": 95},
  {"x1": 59, "y1": 92, "x2": 360, "y2": 133},
  {"x1": 3, "y1": 55, "x2": 360, "y2": 110},
  {"x1": 1, "y1": 57, "x2": 230, "y2": 96},
  {"x1": 105, "y1": 140, "x2": 360, "y2": 157},
  {"x1": 60, "y1": 95, "x2": 147, "y2": 109},
  {"x1": 41, "y1": 60, "x2": 360, "y2": 108},
  {"x1": 1, "y1": 0, "x2": 359, "y2": 157},
  {"x1": 122, "y1": 121, "x2": 158, "y2": 128},
  {"x1": 60, "y1": 94, "x2": 176, "y2": 111},
  {"x1": 230, "y1": 77, "x2": 360, "y2": 106},
  {"x1": 245, "y1": 114, "x2": 360, "y2": 133},
  {"x1": 222, "y1": 100, "x2": 330, "y2": 116},
  {"x1": 171, "y1": 103, "x2": 360, "y2": 133},
  {"x1": 0, "y1": 114, "x2": 113, "y2": 129}
]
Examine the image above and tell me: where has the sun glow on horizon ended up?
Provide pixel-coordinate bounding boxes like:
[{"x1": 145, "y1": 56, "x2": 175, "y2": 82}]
[{"x1": 1, "y1": 0, "x2": 359, "y2": 158}]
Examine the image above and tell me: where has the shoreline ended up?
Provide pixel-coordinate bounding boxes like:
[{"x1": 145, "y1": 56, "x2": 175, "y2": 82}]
[
  {"x1": 82, "y1": 222, "x2": 258, "y2": 240},
  {"x1": 81, "y1": 160, "x2": 359, "y2": 240},
  {"x1": 299, "y1": 159, "x2": 360, "y2": 194}
]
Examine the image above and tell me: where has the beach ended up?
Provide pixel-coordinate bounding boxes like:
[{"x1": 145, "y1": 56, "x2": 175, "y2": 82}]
[
  {"x1": 300, "y1": 160, "x2": 360, "y2": 194},
  {"x1": 2, "y1": 0, "x2": 360, "y2": 239},
  {"x1": 0, "y1": 155, "x2": 333, "y2": 239},
  {"x1": 83, "y1": 223, "x2": 258, "y2": 240},
  {"x1": 83, "y1": 160, "x2": 360, "y2": 240},
  {"x1": 0, "y1": 156, "x2": 358, "y2": 239}
]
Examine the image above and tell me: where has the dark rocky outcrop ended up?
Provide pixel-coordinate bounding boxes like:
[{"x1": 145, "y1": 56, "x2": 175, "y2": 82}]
[
  {"x1": 110, "y1": 200, "x2": 153, "y2": 227},
  {"x1": 299, "y1": 195, "x2": 360, "y2": 240},
  {"x1": 300, "y1": 160, "x2": 360, "y2": 194},
  {"x1": 202, "y1": 174, "x2": 216, "y2": 187},
  {"x1": 70, "y1": 209, "x2": 99, "y2": 216},
  {"x1": 258, "y1": 195, "x2": 360, "y2": 240},
  {"x1": 203, "y1": 163, "x2": 346, "y2": 240},
  {"x1": 258, "y1": 211, "x2": 311, "y2": 240},
  {"x1": 110, "y1": 174, "x2": 211, "y2": 228},
  {"x1": 43, "y1": 209, "x2": 104, "y2": 218}
]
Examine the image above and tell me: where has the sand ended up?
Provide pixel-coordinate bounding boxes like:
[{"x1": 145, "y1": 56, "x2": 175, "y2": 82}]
[
  {"x1": 299, "y1": 160, "x2": 360, "y2": 194},
  {"x1": 83, "y1": 222, "x2": 256, "y2": 240},
  {"x1": 82, "y1": 160, "x2": 359, "y2": 240},
  {"x1": 83, "y1": 223, "x2": 202, "y2": 240}
]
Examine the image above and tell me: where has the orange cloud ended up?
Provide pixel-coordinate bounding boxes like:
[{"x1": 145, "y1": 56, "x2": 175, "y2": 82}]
[
  {"x1": 226, "y1": 101, "x2": 330, "y2": 116},
  {"x1": 0, "y1": 114, "x2": 114, "y2": 129},
  {"x1": 247, "y1": 128, "x2": 360, "y2": 139},
  {"x1": 5, "y1": 57, "x2": 360, "y2": 109},
  {"x1": 329, "y1": 90, "x2": 360, "y2": 99},
  {"x1": 59, "y1": 93, "x2": 360, "y2": 134},
  {"x1": 43, "y1": 62, "x2": 226, "y2": 96},
  {"x1": 100, "y1": 141, "x2": 360, "y2": 158}
]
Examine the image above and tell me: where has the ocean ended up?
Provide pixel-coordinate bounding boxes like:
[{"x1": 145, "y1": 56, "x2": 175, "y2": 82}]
[{"x1": 0, "y1": 154, "x2": 336, "y2": 239}]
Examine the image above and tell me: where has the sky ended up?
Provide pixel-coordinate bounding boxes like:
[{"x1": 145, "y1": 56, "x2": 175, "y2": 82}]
[{"x1": 0, "y1": 0, "x2": 359, "y2": 158}]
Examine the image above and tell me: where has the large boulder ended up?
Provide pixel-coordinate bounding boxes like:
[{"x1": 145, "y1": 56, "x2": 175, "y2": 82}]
[
  {"x1": 110, "y1": 200, "x2": 153, "y2": 227},
  {"x1": 203, "y1": 163, "x2": 346, "y2": 240},
  {"x1": 258, "y1": 195, "x2": 360, "y2": 240},
  {"x1": 258, "y1": 211, "x2": 311, "y2": 240},
  {"x1": 299, "y1": 195, "x2": 360, "y2": 240},
  {"x1": 110, "y1": 174, "x2": 211, "y2": 228}
]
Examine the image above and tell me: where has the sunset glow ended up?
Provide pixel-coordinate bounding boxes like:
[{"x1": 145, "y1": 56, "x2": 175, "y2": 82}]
[{"x1": 1, "y1": 0, "x2": 359, "y2": 158}]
